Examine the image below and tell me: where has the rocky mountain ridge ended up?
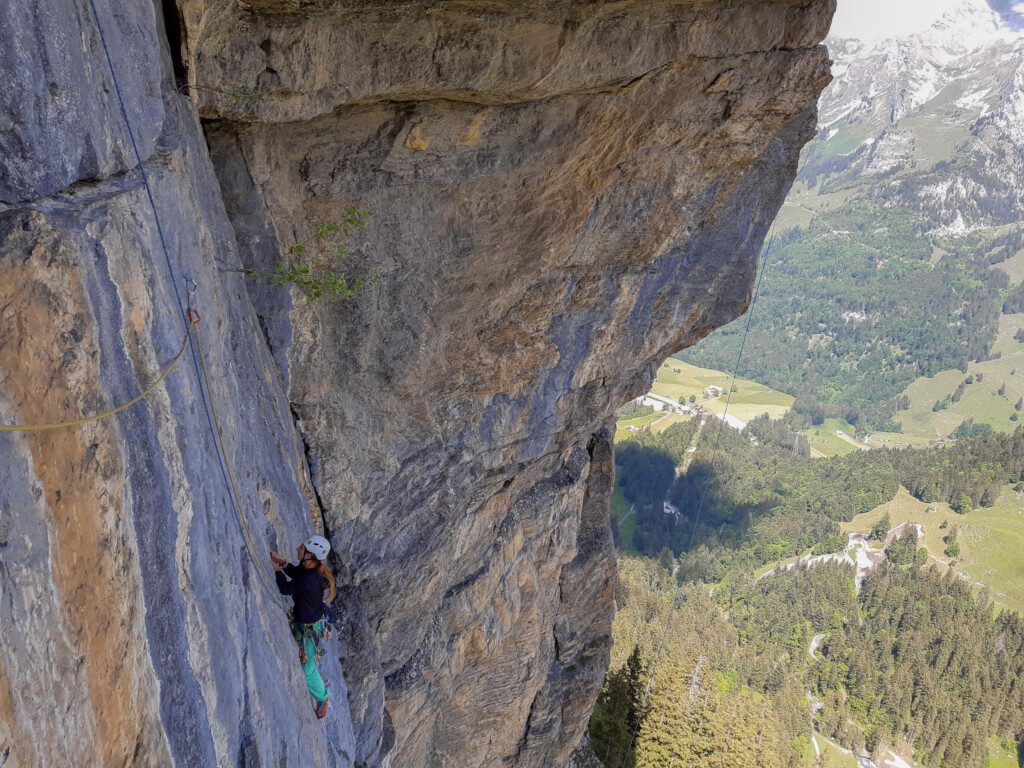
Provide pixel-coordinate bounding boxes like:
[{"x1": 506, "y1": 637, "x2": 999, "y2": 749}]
[
  {"x1": 802, "y1": 0, "x2": 1024, "y2": 234},
  {"x1": 0, "y1": 2, "x2": 833, "y2": 766}
]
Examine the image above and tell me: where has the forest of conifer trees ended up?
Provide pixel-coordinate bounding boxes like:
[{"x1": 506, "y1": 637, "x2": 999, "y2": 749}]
[
  {"x1": 592, "y1": 557, "x2": 1024, "y2": 768},
  {"x1": 592, "y1": 418, "x2": 1024, "y2": 767}
]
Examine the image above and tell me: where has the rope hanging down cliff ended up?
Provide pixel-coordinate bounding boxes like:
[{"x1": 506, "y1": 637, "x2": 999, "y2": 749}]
[
  {"x1": 618, "y1": 230, "x2": 777, "y2": 768},
  {"x1": 185, "y1": 281, "x2": 285, "y2": 607},
  {"x1": 0, "y1": 318, "x2": 194, "y2": 432},
  {"x1": 0, "y1": 0, "x2": 290, "y2": 608}
]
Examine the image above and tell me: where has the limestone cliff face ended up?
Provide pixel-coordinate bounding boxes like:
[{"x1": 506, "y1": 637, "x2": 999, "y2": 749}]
[{"x1": 0, "y1": 2, "x2": 832, "y2": 767}]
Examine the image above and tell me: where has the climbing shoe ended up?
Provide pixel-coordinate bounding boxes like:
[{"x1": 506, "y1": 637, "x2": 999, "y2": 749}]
[{"x1": 315, "y1": 697, "x2": 329, "y2": 719}]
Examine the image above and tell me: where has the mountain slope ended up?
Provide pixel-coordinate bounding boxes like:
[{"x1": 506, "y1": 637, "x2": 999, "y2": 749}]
[{"x1": 681, "y1": 1, "x2": 1024, "y2": 431}]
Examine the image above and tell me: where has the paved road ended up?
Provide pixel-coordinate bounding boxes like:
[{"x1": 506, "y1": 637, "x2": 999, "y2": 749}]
[{"x1": 809, "y1": 633, "x2": 826, "y2": 661}]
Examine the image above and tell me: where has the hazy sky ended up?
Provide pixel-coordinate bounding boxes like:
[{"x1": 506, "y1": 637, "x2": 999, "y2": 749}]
[
  {"x1": 831, "y1": 0, "x2": 1024, "y2": 39},
  {"x1": 830, "y1": 0, "x2": 966, "y2": 40}
]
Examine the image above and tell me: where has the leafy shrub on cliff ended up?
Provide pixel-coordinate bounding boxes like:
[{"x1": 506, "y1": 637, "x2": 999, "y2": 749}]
[{"x1": 243, "y1": 209, "x2": 383, "y2": 302}]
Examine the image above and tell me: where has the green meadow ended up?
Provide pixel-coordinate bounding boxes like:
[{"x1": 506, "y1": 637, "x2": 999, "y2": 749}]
[
  {"x1": 803, "y1": 418, "x2": 868, "y2": 457},
  {"x1": 843, "y1": 488, "x2": 953, "y2": 567},
  {"x1": 614, "y1": 411, "x2": 663, "y2": 442},
  {"x1": 954, "y1": 485, "x2": 1024, "y2": 615},
  {"x1": 845, "y1": 485, "x2": 1024, "y2": 616},
  {"x1": 653, "y1": 360, "x2": 794, "y2": 423},
  {"x1": 894, "y1": 313, "x2": 1024, "y2": 442},
  {"x1": 610, "y1": 486, "x2": 637, "y2": 548},
  {"x1": 649, "y1": 412, "x2": 691, "y2": 434},
  {"x1": 992, "y1": 248, "x2": 1024, "y2": 285},
  {"x1": 985, "y1": 737, "x2": 1020, "y2": 768},
  {"x1": 804, "y1": 733, "x2": 859, "y2": 768}
]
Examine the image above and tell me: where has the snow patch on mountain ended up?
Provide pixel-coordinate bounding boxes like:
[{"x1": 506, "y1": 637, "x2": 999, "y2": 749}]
[
  {"x1": 808, "y1": 0, "x2": 1024, "y2": 235},
  {"x1": 955, "y1": 86, "x2": 994, "y2": 117},
  {"x1": 865, "y1": 130, "x2": 915, "y2": 175},
  {"x1": 908, "y1": 62, "x2": 942, "y2": 109}
]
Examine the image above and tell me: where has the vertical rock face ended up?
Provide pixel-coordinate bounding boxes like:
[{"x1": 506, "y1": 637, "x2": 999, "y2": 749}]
[
  {"x1": 1, "y1": 3, "x2": 354, "y2": 767},
  {"x1": 186, "y1": 2, "x2": 833, "y2": 767},
  {"x1": 0, "y1": 2, "x2": 832, "y2": 767}
]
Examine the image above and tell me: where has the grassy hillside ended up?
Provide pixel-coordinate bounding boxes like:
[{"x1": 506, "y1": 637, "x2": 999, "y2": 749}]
[
  {"x1": 895, "y1": 312, "x2": 1024, "y2": 442},
  {"x1": 842, "y1": 488, "x2": 953, "y2": 566},
  {"x1": 955, "y1": 486, "x2": 1024, "y2": 615},
  {"x1": 613, "y1": 411, "x2": 663, "y2": 442},
  {"x1": 651, "y1": 360, "x2": 794, "y2": 422},
  {"x1": 609, "y1": 486, "x2": 637, "y2": 550},
  {"x1": 844, "y1": 485, "x2": 1024, "y2": 615},
  {"x1": 985, "y1": 738, "x2": 1020, "y2": 768},
  {"x1": 805, "y1": 735, "x2": 859, "y2": 768},
  {"x1": 803, "y1": 417, "x2": 868, "y2": 457}
]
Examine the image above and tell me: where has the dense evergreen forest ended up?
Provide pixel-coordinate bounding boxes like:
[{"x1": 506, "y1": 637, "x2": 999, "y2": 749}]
[
  {"x1": 592, "y1": 419, "x2": 1024, "y2": 767},
  {"x1": 592, "y1": 557, "x2": 1024, "y2": 768},
  {"x1": 678, "y1": 219, "x2": 1023, "y2": 431}
]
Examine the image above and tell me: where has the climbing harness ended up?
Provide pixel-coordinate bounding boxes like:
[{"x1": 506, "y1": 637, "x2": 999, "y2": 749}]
[
  {"x1": 322, "y1": 601, "x2": 341, "y2": 631},
  {"x1": 294, "y1": 616, "x2": 331, "y2": 665},
  {"x1": 618, "y1": 230, "x2": 778, "y2": 768}
]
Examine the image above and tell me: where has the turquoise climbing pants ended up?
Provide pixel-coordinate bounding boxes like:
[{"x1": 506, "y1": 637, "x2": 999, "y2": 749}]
[{"x1": 291, "y1": 619, "x2": 329, "y2": 703}]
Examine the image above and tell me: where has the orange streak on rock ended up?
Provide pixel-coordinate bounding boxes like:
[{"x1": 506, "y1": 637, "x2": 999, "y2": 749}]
[
  {"x1": 0, "y1": 213, "x2": 162, "y2": 767},
  {"x1": 0, "y1": 656, "x2": 26, "y2": 767}
]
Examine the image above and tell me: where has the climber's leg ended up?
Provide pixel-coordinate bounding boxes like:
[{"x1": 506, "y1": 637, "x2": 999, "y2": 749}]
[{"x1": 302, "y1": 634, "x2": 329, "y2": 703}]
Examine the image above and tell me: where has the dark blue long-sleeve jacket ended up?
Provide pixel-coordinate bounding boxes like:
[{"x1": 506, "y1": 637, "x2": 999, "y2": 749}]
[{"x1": 275, "y1": 563, "x2": 327, "y2": 624}]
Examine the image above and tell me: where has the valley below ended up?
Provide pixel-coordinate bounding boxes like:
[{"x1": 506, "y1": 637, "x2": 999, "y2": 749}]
[{"x1": 595, "y1": 5, "x2": 1024, "y2": 766}]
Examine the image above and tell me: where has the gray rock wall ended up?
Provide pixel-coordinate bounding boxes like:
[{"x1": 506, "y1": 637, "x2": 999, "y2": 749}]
[
  {"x1": 189, "y1": 2, "x2": 834, "y2": 767},
  {"x1": 0, "y1": 2, "x2": 355, "y2": 766},
  {"x1": 0, "y1": 1, "x2": 833, "y2": 767}
]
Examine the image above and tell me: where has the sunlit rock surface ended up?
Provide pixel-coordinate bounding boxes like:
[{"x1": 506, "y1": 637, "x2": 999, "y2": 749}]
[{"x1": 0, "y1": 1, "x2": 832, "y2": 766}]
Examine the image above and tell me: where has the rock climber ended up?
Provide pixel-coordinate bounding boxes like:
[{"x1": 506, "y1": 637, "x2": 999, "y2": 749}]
[{"x1": 270, "y1": 535, "x2": 336, "y2": 719}]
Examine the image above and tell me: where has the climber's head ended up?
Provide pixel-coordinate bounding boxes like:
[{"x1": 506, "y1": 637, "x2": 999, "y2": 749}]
[{"x1": 298, "y1": 535, "x2": 331, "y2": 569}]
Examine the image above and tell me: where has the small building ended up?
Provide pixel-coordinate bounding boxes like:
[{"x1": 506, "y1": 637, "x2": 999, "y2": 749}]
[
  {"x1": 704, "y1": 385, "x2": 724, "y2": 398},
  {"x1": 663, "y1": 501, "x2": 679, "y2": 517},
  {"x1": 709, "y1": 412, "x2": 747, "y2": 431}
]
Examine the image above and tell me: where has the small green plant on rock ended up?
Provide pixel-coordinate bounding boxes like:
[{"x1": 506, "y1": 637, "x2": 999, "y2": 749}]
[
  {"x1": 179, "y1": 83, "x2": 274, "y2": 109},
  {"x1": 228, "y1": 85, "x2": 270, "y2": 106},
  {"x1": 245, "y1": 209, "x2": 383, "y2": 303}
]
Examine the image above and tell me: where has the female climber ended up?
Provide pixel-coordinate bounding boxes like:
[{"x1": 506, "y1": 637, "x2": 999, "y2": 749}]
[{"x1": 270, "y1": 535, "x2": 336, "y2": 719}]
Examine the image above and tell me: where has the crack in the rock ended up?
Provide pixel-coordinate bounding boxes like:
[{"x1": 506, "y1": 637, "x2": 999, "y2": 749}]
[
  {"x1": 193, "y1": 45, "x2": 822, "y2": 125},
  {"x1": 0, "y1": 164, "x2": 154, "y2": 213},
  {"x1": 512, "y1": 687, "x2": 543, "y2": 761},
  {"x1": 289, "y1": 402, "x2": 332, "y2": 536}
]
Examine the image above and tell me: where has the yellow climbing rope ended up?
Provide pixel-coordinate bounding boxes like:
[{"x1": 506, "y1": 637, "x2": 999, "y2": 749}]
[
  {"x1": 0, "y1": 322, "x2": 194, "y2": 432},
  {"x1": 0, "y1": 291, "x2": 285, "y2": 605},
  {"x1": 189, "y1": 311, "x2": 285, "y2": 607}
]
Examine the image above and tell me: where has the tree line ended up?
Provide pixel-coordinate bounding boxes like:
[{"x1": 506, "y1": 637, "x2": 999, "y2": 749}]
[{"x1": 615, "y1": 419, "x2": 1024, "y2": 578}]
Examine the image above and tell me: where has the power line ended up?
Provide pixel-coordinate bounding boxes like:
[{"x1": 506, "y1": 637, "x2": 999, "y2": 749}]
[{"x1": 618, "y1": 230, "x2": 777, "y2": 767}]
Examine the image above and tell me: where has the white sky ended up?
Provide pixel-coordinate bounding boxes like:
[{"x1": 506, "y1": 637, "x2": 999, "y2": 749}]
[{"x1": 831, "y1": 0, "x2": 968, "y2": 40}]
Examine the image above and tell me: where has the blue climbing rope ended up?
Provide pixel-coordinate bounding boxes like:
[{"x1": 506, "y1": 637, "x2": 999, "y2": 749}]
[{"x1": 85, "y1": 0, "x2": 282, "y2": 605}]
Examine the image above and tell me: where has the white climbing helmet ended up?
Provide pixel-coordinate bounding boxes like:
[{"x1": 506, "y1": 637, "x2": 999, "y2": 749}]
[{"x1": 304, "y1": 535, "x2": 331, "y2": 561}]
